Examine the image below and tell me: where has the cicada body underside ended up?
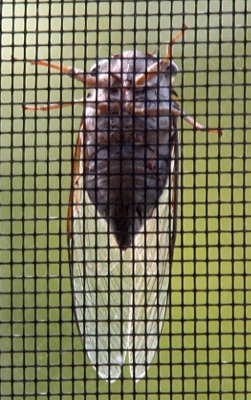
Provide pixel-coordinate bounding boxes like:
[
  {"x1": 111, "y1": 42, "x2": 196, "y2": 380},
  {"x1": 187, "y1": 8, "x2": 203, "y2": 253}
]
[{"x1": 67, "y1": 47, "x2": 183, "y2": 381}]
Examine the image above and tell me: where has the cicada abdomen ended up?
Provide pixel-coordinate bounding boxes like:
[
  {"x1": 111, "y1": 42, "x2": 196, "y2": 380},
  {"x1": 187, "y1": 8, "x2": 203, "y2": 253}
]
[{"x1": 14, "y1": 26, "x2": 222, "y2": 382}]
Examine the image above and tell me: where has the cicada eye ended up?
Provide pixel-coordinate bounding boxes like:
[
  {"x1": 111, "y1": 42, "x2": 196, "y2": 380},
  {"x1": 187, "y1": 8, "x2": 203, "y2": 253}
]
[
  {"x1": 89, "y1": 59, "x2": 110, "y2": 76},
  {"x1": 168, "y1": 61, "x2": 179, "y2": 78},
  {"x1": 163, "y1": 61, "x2": 179, "y2": 84},
  {"x1": 89, "y1": 63, "x2": 100, "y2": 76}
]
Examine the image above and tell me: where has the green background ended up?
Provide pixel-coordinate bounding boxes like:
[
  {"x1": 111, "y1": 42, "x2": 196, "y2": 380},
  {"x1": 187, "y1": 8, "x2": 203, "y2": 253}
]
[{"x1": 1, "y1": 1, "x2": 251, "y2": 399}]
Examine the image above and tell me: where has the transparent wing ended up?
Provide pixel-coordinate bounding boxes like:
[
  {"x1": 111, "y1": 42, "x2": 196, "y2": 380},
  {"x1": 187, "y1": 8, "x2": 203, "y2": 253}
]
[
  {"x1": 68, "y1": 126, "x2": 133, "y2": 381},
  {"x1": 127, "y1": 137, "x2": 179, "y2": 380},
  {"x1": 68, "y1": 125, "x2": 179, "y2": 382}
]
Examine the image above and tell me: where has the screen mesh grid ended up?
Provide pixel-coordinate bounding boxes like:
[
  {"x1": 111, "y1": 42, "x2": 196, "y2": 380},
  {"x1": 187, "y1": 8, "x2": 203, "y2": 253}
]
[{"x1": 1, "y1": 1, "x2": 250, "y2": 399}]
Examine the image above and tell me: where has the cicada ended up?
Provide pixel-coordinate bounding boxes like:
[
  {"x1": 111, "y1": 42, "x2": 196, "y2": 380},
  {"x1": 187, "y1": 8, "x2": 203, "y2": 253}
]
[{"x1": 14, "y1": 26, "x2": 222, "y2": 382}]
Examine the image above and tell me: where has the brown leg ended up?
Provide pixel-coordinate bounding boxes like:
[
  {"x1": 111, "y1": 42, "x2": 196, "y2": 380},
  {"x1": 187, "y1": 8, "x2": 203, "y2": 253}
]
[
  {"x1": 133, "y1": 106, "x2": 223, "y2": 135},
  {"x1": 22, "y1": 99, "x2": 84, "y2": 112},
  {"x1": 135, "y1": 25, "x2": 188, "y2": 87},
  {"x1": 11, "y1": 56, "x2": 97, "y2": 87}
]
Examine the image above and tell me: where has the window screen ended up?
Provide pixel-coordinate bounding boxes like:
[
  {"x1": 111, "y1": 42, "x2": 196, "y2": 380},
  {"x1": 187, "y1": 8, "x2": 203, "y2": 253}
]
[{"x1": 1, "y1": 1, "x2": 250, "y2": 399}]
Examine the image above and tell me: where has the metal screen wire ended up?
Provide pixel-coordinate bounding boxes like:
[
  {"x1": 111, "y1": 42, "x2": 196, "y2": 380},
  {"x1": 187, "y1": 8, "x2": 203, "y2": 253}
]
[{"x1": 1, "y1": 1, "x2": 250, "y2": 399}]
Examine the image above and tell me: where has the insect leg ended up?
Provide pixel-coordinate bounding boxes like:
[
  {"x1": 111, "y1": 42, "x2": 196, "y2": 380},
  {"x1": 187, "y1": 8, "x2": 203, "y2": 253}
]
[
  {"x1": 11, "y1": 56, "x2": 97, "y2": 87},
  {"x1": 133, "y1": 106, "x2": 223, "y2": 135},
  {"x1": 162, "y1": 24, "x2": 188, "y2": 63},
  {"x1": 135, "y1": 25, "x2": 188, "y2": 87},
  {"x1": 22, "y1": 99, "x2": 84, "y2": 111}
]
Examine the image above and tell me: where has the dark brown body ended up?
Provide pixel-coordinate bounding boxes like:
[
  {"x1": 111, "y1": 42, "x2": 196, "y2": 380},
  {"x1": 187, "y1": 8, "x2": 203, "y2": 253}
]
[{"x1": 84, "y1": 51, "x2": 178, "y2": 249}]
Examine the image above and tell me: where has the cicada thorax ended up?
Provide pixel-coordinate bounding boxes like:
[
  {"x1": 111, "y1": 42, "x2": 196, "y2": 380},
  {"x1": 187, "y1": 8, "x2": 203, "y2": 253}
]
[{"x1": 83, "y1": 51, "x2": 178, "y2": 249}]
